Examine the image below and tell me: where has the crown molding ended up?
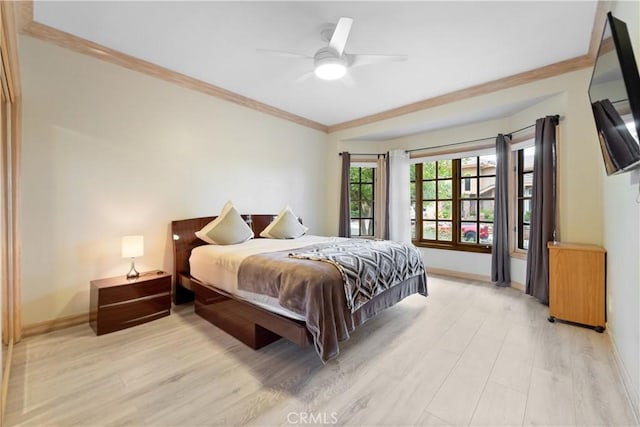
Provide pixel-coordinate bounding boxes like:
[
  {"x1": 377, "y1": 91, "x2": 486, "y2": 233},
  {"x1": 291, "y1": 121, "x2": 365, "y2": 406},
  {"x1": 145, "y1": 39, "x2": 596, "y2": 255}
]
[{"x1": 327, "y1": 55, "x2": 593, "y2": 133}]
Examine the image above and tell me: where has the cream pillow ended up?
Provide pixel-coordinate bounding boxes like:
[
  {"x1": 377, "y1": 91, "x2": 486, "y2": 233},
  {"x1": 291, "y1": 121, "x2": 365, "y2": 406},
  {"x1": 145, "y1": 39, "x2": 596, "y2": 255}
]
[
  {"x1": 195, "y1": 202, "x2": 254, "y2": 245},
  {"x1": 260, "y1": 206, "x2": 308, "y2": 239}
]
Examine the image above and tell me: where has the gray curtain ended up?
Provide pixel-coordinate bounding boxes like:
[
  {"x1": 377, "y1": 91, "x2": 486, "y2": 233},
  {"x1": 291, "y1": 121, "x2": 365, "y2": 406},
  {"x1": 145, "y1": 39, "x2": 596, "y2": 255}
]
[
  {"x1": 526, "y1": 116, "x2": 558, "y2": 304},
  {"x1": 592, "y1": 99, "x2": 640, "y2": 174},
  {"x1": 338, "y1": 152, "x2": 351, "y2": 238},
  {"x1": 491, "y1": 134, "x2": 511, "y2": 286}
]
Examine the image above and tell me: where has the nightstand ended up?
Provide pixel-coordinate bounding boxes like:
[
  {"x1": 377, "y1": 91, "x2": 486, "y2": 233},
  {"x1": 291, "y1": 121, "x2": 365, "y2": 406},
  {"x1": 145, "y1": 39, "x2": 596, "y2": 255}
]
[
  {"x1": 548, "y1": 242, "x2": 606, "y2": 332},
  {"x1": 90, "y1": 270, "x2": 171, "y2": 335}
]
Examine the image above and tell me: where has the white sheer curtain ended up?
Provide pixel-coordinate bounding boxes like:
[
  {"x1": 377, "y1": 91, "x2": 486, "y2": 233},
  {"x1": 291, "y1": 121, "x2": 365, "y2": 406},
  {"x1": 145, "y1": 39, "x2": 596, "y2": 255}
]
[
  {"x1": 388, "y1": 149, "x2": 411, "y2": 242},
  {"x1": 374, "y1": 155, "x2": 388, "y2": 239}
]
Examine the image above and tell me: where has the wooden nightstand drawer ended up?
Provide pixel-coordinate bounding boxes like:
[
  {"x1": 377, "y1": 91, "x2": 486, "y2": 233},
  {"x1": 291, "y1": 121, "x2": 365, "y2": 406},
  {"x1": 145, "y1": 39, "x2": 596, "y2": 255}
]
[
  {"x1": 100, "y1": 276, "x2": 171, "y2": 306},
  {"x1": 90, "y1": 271, "x2": 172, "y2": 335},
  {"x1": 97, "y1": 294, "x2": 171, "y2": 335}
]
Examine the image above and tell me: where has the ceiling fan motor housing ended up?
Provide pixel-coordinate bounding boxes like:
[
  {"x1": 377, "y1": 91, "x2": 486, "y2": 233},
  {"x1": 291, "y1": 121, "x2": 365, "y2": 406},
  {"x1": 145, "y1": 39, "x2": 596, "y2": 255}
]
[{"x1": 314, "y1": 46, "x2": 347, "y2": 68}]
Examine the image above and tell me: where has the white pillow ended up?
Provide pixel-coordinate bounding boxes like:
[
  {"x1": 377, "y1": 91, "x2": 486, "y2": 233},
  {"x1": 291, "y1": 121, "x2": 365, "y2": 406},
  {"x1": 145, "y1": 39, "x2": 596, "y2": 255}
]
[
  {"x1": 195, "y1": 202, "x2": 254, "y2": 245},
  {"x1": 260, "y1": 206, "x2": 308, "y2": 239}
]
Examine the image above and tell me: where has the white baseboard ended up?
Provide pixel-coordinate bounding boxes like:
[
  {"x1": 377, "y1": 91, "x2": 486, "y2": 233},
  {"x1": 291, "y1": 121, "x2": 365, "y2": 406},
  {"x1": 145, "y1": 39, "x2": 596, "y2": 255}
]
[
  {"x1": 609, "y1": 331, "x2": 640, "y2": 424},
  {"x1": 427, "y1": 267, "x2": 491, "y2": 283},
  {"x1": 427, "y1": 267, "x2": 524, "y2": 292},
  {"x1": 510, "y1": 281, "x2": 525, "y2": 292}
]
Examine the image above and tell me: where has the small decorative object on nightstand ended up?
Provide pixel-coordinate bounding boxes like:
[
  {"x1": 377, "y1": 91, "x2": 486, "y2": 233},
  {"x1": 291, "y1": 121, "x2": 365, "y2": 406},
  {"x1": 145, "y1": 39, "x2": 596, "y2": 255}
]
[{"x1": 90, "y1": 270, "x2": 171, "y2": 335}]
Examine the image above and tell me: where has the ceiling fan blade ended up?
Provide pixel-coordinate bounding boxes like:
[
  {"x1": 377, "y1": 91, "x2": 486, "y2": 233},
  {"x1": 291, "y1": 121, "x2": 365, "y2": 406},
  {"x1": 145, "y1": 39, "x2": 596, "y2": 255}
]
[
  {"x1": 329, "y1": 17, "x2": 353, "y2": 56},
  {"x1": 295, "y1": 71, "x2": 315, "y2": 83},
  {"x1": 340, "y1": 72, "x2": 355, "y2": 87},
  {"x1": 256, "y1": 48, "x2": 312, "y2": 59},
  {"x1": 347, "y1": 53, "x2": 408, "y2": 68}
]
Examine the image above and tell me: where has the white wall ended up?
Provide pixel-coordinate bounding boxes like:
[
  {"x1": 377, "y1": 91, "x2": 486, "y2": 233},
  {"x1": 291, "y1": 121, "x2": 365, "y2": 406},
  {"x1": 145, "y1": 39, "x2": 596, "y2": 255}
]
[
  {"x1": 19, "y1": 36, "x2": 328, "y2": 325},
  {"x1": 604, "y1": 0, "x2": 640, "y2": 416}
]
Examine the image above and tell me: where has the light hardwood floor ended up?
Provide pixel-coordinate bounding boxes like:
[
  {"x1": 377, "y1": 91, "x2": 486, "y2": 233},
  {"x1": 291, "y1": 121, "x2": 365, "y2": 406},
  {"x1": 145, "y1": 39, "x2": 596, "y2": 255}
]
[{"x1": 5, "y1": 276, "x2": 639, "y2": 426}]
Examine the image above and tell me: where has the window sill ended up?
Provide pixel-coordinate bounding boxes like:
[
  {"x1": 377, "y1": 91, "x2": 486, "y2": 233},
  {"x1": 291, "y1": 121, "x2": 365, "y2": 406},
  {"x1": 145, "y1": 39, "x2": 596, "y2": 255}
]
[
  {"x1": 413, "y1": 241, "x2": 491, "y2": 254},
  {"x1": 510, "y1": 249, "x2": 528, "y2": 260}
]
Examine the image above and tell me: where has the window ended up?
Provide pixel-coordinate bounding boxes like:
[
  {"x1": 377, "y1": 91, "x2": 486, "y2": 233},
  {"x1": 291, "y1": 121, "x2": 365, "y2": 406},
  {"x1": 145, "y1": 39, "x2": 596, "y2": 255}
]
[
  {"x1": 517, "y1": 146, "x2": 534, "y2": 250},
  {"x1": 419, "y1": 159, "x2": 453, "y2": 242},
  {"x1": 412, "y1": 156, "x2": 495, "y2": 252},
  {"x1": 350, "y1": 166, "x2": 375, "y2": 236},
  {"x1": 463, "y1": 177, "x2": 471, "y2": 192}
]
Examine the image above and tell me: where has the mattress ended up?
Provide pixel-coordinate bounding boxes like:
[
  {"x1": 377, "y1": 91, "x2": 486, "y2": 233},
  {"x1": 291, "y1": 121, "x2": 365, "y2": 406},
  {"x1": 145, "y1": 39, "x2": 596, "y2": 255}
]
[{"x1": 189, "y1": 235, "x2": 343, "y2": 321}]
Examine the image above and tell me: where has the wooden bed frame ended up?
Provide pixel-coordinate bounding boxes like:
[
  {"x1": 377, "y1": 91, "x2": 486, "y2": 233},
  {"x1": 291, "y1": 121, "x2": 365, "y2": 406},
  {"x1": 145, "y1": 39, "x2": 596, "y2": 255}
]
[{"x1": 171, "y1": 214, "x2": 311, "y2": 350}]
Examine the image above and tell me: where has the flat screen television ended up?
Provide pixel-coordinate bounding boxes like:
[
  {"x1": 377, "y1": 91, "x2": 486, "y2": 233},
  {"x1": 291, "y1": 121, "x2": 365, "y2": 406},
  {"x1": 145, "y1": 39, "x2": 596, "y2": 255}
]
[{"x1": 588, "y1": 12, "x2": 640, "y2": 175}]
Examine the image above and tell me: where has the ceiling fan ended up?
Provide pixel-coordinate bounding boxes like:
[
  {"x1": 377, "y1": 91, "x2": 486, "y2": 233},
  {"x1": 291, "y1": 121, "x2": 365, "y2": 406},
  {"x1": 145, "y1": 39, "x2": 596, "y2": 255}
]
[{"x1": 258, "y1": 17, "x2": 408, "y2": 81}]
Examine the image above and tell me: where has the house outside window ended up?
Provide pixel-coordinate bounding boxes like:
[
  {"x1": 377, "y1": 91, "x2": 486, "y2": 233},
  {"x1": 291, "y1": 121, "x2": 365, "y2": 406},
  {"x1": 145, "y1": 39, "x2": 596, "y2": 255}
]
[
  {"x1": 350, "y1": 166, "x2": 375, "y2": 236},
  {"x1": 463, "y1": 177, "x2": 471, "y2": 192}
]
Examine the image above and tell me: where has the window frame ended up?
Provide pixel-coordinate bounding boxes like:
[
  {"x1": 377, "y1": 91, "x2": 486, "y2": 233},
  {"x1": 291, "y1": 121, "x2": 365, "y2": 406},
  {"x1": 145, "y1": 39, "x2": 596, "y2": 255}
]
[
  {"x1": 408, "y1": 127, "x2": 558, "y2": 258},
  {"x1": 460, "y1": 156, "x2": 496, "y2": 248},
  {"x1": 517, "y1": 148, "x2": 533, "y2": 251},
  {"x1": 509, "y1": 135, "x2": 536, "y2": 260},
  {"x1": 419, "y1": 160, "x2": 455, "y2": 244},
  {"x1": 412, "y1": 157, "x2": 493, "y2": 254},
  {"x1": 349, "y1": 165, "x2": 376, "y2": 237}
]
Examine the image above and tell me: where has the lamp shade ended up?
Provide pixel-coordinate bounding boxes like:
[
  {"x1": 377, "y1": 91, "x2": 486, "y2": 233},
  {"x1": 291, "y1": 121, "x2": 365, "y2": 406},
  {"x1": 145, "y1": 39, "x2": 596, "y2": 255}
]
[{"x1": 121, "y1": 235, "x2": 144, "y2": 258}]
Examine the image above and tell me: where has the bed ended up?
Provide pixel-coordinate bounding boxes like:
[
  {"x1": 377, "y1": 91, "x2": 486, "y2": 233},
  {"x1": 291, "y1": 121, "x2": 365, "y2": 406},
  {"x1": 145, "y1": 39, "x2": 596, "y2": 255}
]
[{"x1": 171, "y1": 214, "x2": 427, "y2": 361}]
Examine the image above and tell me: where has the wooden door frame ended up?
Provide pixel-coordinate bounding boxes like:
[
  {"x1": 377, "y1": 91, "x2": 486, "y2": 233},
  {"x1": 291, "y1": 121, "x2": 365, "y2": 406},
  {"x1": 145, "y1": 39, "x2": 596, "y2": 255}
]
[
  {"x1": 0, "y1": 1, "x2": 22, "y2": 423},
  {"x1": 0, "y1": 0, "x2": 22, "y2": 345}
]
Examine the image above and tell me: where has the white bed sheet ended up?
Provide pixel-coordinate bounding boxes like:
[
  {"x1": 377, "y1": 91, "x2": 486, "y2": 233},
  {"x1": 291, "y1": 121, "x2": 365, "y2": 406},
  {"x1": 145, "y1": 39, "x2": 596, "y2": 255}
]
[{"x1": 189, "y1": 235, "x2": 343, "y2": 321}]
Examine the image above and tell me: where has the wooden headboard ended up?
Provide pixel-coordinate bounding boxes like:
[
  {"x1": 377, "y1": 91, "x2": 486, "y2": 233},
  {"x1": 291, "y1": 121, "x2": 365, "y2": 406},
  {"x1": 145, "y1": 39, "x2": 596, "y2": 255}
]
[{"x1": 170, "y1": 214, "x2": 277, "y2": 303}]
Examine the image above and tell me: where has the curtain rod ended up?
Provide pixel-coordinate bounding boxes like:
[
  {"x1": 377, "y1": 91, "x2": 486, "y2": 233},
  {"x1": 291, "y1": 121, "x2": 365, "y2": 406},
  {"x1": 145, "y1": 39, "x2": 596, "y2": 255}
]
[
  {"x1": 406, "y1": 115, "x2": 561, "y2": 154},
  {"x1": 338, "y1": 152, "x2": 386, "y2": 157}
]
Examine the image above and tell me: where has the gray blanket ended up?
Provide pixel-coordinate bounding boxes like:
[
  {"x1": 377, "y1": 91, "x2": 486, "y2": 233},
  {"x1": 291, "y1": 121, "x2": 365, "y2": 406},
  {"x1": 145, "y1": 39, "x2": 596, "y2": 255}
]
[
  {"x1": 237, "y1": 240, "x2": 427, "y2": 361},
  {"x1": 289, "y1": 239, "x2": 425, "y2": 312}
]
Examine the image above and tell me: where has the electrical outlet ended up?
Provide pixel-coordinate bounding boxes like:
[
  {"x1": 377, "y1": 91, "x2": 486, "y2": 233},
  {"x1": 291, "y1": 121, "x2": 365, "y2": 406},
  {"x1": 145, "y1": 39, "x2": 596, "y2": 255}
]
[{"x1": 608, "y1": 297, "x2": 613, "y2": 313}]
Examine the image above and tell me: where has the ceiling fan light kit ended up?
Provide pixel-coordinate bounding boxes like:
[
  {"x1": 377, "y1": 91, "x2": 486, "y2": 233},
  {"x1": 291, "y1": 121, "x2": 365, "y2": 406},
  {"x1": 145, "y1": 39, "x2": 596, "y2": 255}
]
[
  {"x1": 314, "y1": 47, "x2": 347, "y2": 80},
  {"x1": 314, "y1": 62, "x2": 347, "y2": 80}
]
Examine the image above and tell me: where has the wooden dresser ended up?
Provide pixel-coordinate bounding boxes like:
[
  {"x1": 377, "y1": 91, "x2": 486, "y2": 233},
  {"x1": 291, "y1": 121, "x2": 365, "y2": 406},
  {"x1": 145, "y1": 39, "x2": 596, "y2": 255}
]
[
  {"x1": 547, "y1": 242, "x2": 606, "y2": 332},
  {"x1": 90, "y1": 270, "x2": 171, "y2": 335}
]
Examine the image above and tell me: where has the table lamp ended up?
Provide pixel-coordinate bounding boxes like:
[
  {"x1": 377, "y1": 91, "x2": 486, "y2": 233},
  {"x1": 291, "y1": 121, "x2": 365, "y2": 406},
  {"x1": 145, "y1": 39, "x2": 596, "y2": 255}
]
[{"x1": 122, "y1": 235, "x2": 144, "y2": 279}]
